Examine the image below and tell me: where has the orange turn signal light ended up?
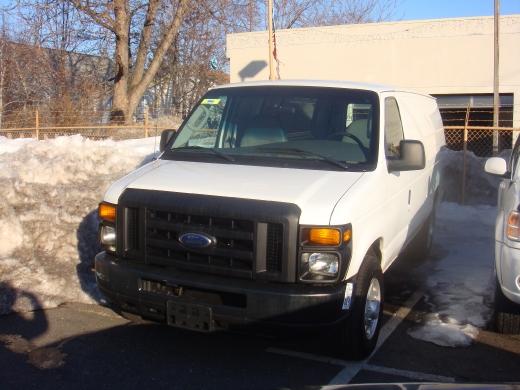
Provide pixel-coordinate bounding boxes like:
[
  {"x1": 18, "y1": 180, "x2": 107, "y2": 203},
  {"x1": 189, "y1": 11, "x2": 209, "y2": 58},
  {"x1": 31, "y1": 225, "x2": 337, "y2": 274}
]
[
  {"x1": 98, "y1": 202, "x2": 116, "y2": 222},
  {"x1": 343, "y1": 228, "x2": 352, "y2": 243},
  {"x1": 309, "y1": 228, "x2": 341, "y2": 246},
  {"x1": 507, "y1": 211, "x2": 520, "y2": 241}
]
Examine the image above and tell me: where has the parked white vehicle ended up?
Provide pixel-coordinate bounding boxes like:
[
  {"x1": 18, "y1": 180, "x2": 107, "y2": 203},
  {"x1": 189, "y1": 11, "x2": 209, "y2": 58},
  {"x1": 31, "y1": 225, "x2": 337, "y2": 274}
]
[
  {"x1": 95, "y1": 80, "x2": 445, "y2": 358},
  {"x1": 485, "y1": 142, "x2": 520, "y2": 334}
]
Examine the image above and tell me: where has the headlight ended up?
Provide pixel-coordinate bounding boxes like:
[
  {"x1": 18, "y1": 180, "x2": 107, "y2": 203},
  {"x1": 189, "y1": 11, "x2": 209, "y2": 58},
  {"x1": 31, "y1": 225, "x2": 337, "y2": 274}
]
[
  {"x1": 308, "y1": 253, "x2": 339, "y2": 275},
  {"x1": 100, "y1": 224, "x2": 116, "y2": 252},
  {"x1": 301, "y1": 252, "x2": 340, "y2": 281},
  {"x1": 98, "y1": 202, "x2": 117, "y2": 253},
  {"x1": 299, "y1": 224, "x2": 351, "y2": 283}
]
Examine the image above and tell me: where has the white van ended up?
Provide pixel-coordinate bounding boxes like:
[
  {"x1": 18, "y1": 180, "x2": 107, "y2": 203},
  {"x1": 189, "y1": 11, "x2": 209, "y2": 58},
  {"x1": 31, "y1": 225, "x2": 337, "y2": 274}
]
[{"x1": 95, "y1": 80, "x2": 445, "y2": 358}]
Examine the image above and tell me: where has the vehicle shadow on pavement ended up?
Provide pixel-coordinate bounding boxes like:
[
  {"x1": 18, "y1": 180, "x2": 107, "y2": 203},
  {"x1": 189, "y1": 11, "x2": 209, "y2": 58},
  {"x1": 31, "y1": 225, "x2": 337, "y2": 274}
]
[
  {"x1": 76, "y1": 209, "x2": 103, "y2": 303},
  {"x1": 75, "y1": 154, "x2": 155, "y2": 305},
  {"x1": 0, "y1": 320, "x2": 342, "y2": 390},
  {"x1": 1, "y1": 307, "x2": 520, "y2": 389}
]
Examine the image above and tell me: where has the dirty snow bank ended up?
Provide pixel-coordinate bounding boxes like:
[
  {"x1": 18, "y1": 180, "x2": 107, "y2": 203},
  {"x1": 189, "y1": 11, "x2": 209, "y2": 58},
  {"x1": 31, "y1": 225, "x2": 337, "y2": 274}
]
[
  {"x1": 408, "y1": 202, "x2": 496, "y2": 347},
  {"x1": 440, "y1": 148, "x2": 505, "y2": 205},
  {"x1": 0, "y1": 135, "x2": 158, "y2": 314},
  {"x1": 0, "y1": 136, "x2": 34, "y2": 155}
]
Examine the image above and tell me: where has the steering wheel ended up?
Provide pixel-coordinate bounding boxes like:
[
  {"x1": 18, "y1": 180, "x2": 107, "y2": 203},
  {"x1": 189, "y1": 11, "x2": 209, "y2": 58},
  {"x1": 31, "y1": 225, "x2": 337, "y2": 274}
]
[{"x1": 326, "y1": 132, "x2": 369, "y2": 159}]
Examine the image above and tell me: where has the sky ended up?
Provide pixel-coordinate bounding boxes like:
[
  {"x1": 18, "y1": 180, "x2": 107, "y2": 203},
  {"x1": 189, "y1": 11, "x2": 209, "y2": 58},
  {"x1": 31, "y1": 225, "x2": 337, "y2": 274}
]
[
  {"x1": 1, "y1": 0, "x2": 520, "y2": 21},
  {"x1": 390, "y1": 0, "x2": 520, "y2": 21}
]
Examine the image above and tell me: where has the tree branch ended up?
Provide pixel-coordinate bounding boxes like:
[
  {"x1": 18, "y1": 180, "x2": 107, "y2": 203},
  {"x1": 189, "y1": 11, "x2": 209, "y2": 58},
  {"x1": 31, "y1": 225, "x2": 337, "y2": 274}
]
[
  {"x1": 130, "y1": 0, "x2": 160, "y2": 89},
  {"x1": 67, "y1": 0, "x2": 116, "y2": 33},
  {"x1": 129, "y1": 0, "x2": 189, "y2": 103}
]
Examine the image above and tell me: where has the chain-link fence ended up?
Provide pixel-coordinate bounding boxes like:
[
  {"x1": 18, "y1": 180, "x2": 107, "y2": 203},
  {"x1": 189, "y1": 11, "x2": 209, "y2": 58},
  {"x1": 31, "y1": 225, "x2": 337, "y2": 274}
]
[
  {"x1": 443, "y1": 126, "x2": 520, "y2": 204},
  {"x1": 0, "y1": 109, "x2": 183, "y2": 140},
  {"x1": 1, "y1": 111, "x2": 518, "y2": 205},
  {"x1": 444, "y1": 126, "x2": 518, "y2": 157},
  {"x1": 439, "y1": 102, "x2": 518, "y2": 156}
]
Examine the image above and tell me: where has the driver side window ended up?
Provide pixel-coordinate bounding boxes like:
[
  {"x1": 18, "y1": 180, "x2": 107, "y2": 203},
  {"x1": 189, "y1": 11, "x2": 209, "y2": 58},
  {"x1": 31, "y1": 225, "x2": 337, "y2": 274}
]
[{"x1": 384, "y1": 97, "x2": 404, "y2": 158}]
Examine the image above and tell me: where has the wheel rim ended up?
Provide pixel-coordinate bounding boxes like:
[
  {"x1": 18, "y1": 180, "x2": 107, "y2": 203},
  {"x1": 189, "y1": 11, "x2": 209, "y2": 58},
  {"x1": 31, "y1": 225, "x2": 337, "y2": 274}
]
[{"x1": 364, "y1": 278, "x2": 381, "y2": 340}]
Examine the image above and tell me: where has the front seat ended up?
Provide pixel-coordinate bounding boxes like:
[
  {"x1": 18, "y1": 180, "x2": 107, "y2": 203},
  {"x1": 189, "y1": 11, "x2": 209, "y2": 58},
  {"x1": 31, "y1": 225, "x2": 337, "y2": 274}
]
[
  {"x1": 344, "y1": 119, "x2": 370, "y2": 148},
  {"x1": 239, "y1": 117, "x2": 287, "y2": 147}
]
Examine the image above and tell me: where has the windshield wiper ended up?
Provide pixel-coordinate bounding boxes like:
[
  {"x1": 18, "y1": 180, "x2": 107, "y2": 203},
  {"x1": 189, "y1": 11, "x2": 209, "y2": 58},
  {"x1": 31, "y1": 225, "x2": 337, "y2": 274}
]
[
  {"x1": 257, "y1": 147, "x2": 349, "y2": 170},
  {"x1": 172, "y1": 146, "x2": 235, "y2": 162}
]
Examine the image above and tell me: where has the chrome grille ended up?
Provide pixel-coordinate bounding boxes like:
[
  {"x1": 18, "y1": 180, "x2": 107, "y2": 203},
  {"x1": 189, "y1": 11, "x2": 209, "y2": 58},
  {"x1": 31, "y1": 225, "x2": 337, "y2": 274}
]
[{"x1": 145, "y1": 209, "x2": 257, "y2": 277}]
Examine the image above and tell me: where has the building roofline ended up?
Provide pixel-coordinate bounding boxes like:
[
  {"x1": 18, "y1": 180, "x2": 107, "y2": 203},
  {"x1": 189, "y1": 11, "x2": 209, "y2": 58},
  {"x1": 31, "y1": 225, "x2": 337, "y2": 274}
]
[{"x1": 227, "y1": 14, "x2": 520, "y2": 39}]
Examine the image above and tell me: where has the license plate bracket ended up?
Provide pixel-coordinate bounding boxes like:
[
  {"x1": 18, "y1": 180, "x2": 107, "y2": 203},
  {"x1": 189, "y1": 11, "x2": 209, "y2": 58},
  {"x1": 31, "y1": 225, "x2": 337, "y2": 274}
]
[{"x1": 166, "y1": 301, "x2": 214, "y2": 332}]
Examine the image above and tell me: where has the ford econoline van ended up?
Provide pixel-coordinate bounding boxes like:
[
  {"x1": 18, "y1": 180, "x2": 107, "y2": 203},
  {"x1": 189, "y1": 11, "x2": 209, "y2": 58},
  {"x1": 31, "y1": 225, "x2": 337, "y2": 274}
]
[{"x1": 95, "y1": 80, "x2": 445, "y2": 358}]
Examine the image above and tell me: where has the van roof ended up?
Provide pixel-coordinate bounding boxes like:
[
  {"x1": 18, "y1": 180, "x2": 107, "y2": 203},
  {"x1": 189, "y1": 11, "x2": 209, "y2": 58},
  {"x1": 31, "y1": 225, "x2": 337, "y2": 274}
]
[{"x1": 211, "y1": 79, "x2": 434, "y2": 99}]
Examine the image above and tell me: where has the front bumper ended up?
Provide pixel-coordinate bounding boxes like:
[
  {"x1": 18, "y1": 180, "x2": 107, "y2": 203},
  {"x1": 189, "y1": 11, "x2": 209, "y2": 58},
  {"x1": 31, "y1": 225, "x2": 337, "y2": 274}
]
[
  {"x1": 497, "y1": 241, "x2": 520, "y2": 305},
  {"x1": 95, "y1": 252, "x2": 350, "y2": 329}
]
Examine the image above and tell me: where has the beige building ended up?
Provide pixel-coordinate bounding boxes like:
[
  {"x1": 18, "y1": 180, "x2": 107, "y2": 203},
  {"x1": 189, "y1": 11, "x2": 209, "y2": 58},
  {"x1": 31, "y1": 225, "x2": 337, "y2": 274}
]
[{"x1": 227, "y1": 15, "x2": 520, "y2": 139}]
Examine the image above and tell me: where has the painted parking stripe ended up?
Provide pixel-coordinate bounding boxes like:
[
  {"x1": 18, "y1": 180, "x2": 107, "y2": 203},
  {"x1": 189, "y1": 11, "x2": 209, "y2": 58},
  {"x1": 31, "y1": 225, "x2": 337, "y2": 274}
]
[
  {"x1": 364, "y1": 364, "x2": 455, "y2": 383},
  {"x1": 266, "y1": 348, "x2": 455, "y2": 384},
  {"x1": 374, "y1": 289, "x2": 425, "y2": 350},
  {"x1": 328, "y1": 288, "x2": 425, "y2": 384},
  {"x1": 266, "y1": 288, "x2": 428, "y2": 385}
]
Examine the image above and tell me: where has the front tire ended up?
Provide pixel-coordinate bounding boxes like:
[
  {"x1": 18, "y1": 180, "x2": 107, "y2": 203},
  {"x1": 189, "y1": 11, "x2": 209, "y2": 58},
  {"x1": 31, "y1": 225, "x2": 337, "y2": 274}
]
[
  {"x1": 494, "y1": 278, "x2": 520, "y2": 334},
  {"x1": 337, "y1": 250, "x2": 384, "y2": 359}
]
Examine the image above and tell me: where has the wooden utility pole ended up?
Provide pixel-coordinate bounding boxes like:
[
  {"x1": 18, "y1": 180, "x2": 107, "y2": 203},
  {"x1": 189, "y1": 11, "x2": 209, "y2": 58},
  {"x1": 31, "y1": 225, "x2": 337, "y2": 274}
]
[
  {"x1": 493, "y1": 0, "x2": 500, "y2": 154},
  {"x1": 34, "y1": 109, "x2": 40, "y2": 140},
  {"x1": 461, "y1": 103, "x2": 471, "y2": 204},
  {"x1": 144, "y1": 110, "x2": 149, "y2": 138},
  {"x1": 267, "y1": 0, "x2": 275, "y2": 80}
]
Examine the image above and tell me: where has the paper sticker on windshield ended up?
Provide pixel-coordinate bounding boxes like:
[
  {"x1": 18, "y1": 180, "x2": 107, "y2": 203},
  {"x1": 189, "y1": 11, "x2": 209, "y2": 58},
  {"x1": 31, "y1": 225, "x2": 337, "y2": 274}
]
[{"x1": 201, "y1": 98, "x2": 221, "y2": 105}]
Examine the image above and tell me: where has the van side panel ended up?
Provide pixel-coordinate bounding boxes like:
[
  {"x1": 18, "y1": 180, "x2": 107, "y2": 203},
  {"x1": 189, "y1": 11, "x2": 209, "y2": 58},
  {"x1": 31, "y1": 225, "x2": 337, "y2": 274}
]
[
  {"x1": 331, "y1": 92, "x2": 444, "y2": 280},
  {"x1": 395, "y1": 92, "x2": 445, "y2": 237}
]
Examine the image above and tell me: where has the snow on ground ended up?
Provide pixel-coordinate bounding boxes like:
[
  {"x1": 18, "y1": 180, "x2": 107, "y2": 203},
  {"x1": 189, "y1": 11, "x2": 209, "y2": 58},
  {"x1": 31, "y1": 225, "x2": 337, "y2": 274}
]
[
  {"x1": 0, "y1": 135, "x2": 159, "y2": 314},
  {"x1": 408, "y1": 202, "x2": 497, "y2": 347}
]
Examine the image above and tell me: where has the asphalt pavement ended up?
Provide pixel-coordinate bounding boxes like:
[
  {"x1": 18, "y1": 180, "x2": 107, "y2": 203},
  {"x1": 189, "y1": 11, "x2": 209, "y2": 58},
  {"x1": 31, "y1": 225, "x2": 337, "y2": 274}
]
[{"x1": 1, "y1": 259, "x2": 520, "y2": 390}]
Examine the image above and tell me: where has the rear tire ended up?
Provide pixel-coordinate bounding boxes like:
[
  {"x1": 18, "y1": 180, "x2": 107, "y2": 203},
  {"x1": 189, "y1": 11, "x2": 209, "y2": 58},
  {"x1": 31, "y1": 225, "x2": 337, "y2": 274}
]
[
  {"x1": 494, "y1": 279, "x2": 520, "y2": 334},
  {"x1": 336, "y1": 250, "x2": 384, "y2": 360}
]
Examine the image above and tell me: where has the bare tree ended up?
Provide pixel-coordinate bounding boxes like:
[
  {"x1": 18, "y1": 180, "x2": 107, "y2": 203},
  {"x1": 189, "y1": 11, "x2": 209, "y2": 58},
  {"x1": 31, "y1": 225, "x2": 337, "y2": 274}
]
[
  {"x1": 1, "y1": 0, "x2": 397, "y2": 127},
  {"x1": 136, "y1": 0, "x2": 398, "y2": 118},
  {"x1": 67, "y1": 0, "x2": 191, "y2": 123},
  {"x1": 216, "y1": 0, "x2": 397, "y2": 31},
  {"x1": 0, "y1": 35, "x2": 6, "y2": 129}
]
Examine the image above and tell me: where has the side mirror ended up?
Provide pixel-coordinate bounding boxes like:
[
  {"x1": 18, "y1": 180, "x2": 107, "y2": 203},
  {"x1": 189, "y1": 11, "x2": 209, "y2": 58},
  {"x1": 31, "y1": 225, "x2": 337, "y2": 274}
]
[
  {"x1": 159, "y1": 129, "x2": 176, "y2": 152},
  {"x1": 484, "y1": 157, "x2": 508, "y2": 177},
  {"x1": 387, "y1": 140, "x2": 426, "y2": 172}
]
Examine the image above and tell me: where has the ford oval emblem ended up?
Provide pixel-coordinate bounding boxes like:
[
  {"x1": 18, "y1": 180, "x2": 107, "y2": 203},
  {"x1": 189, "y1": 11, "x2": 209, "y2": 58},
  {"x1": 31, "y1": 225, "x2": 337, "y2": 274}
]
[{"x1": 178, "y1": 232, "x2": 216, "y2": 249}]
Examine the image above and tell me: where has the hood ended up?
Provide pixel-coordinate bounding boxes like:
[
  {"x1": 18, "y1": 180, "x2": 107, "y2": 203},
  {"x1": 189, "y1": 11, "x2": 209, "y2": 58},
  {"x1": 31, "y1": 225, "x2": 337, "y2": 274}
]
[{"x1": 104, "y1": 160, "x2": 363, "y2": 225}]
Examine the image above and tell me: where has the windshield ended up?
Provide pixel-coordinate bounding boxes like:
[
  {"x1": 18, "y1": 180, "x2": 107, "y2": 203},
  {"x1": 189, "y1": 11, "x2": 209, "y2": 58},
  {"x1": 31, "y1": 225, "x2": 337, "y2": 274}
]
[{"x1": 166, "y1": 86, "x2": 379, "y2": 171}]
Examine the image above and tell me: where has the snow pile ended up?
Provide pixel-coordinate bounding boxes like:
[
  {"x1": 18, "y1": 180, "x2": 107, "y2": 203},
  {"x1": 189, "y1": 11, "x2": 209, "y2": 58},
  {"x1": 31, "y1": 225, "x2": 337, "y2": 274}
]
[
  {"x1": 0, "y1": 135, "x2": 158, "y2": 314},
  {"x1": 0, "y1": 136, "x2": 34, "y2": 155},
  {"x1": 440, "y1": 148, "x2": 505, "y2": 205},
  {"x1": 408, "y1": 202, "x2": 496, "y2": 347}
]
